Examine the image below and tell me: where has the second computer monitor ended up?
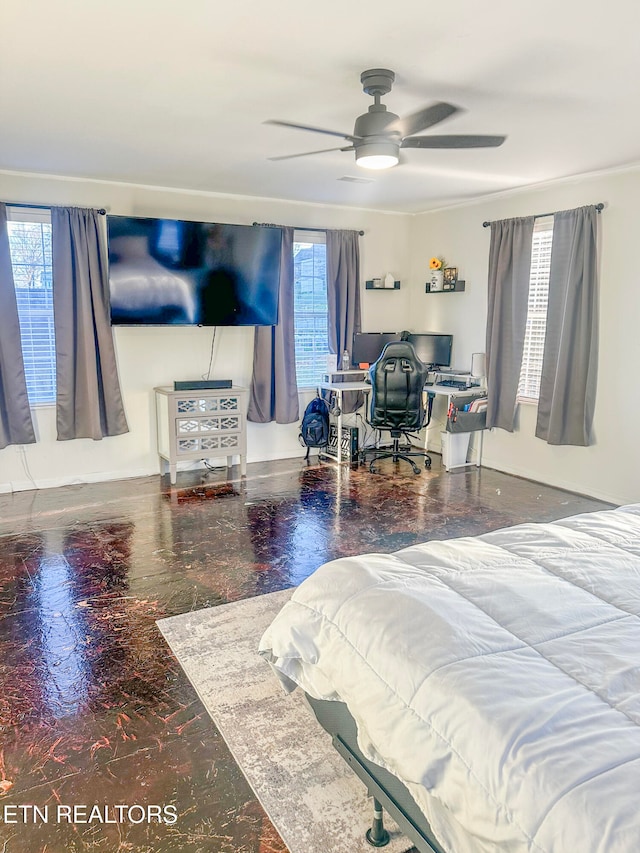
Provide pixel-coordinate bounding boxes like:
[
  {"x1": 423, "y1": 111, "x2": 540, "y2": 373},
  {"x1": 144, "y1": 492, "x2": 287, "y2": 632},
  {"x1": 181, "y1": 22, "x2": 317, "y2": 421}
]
[{"x1": 404, "y1": 333, "x2": 453, "y2": 367}]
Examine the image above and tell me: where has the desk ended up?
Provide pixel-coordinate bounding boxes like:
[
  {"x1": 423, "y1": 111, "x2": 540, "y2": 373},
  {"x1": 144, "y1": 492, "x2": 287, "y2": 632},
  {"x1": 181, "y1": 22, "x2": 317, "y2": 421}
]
[
  {"x1": 426, "y1": 383, "x2": 485, "y2": 399},
  {"x1": 318, "y1": 379, "x2": 487, "y2": 470},
  {"x1": 317, "y1": 380, "x2": 371, "y2": 464}
]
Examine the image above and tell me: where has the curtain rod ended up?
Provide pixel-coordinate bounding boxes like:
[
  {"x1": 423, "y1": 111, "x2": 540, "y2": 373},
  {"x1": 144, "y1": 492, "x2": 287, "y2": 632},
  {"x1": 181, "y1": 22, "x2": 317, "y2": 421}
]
[
  {"x1": 482, "y1": 203, "x2": 604, "y2": 228},
  {"x1": 4, "y1": 201, "x2": 107, "y2": 215},
  {"x1": 253, "y1": 221, "x2": 364, "y2": 236}
]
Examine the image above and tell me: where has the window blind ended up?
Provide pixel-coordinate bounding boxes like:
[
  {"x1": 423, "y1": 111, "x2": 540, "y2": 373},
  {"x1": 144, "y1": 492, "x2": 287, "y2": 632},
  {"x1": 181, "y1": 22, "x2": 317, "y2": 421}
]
[
  {"x1": 6, "y1": 208, "x2": 56, "y2": 406},
  {"x1": 517, "y1": 218, "x2": 553, "y2": 402},
  {"x1": 293, "y1": 231, "x2": 330, "y2": 387}
]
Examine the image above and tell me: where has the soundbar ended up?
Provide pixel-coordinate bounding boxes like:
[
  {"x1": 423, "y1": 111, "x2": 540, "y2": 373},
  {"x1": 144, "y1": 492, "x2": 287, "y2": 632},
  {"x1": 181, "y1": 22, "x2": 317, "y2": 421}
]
[{"x1": 174, "y1": 380, "x2": 232, "y2": 391}]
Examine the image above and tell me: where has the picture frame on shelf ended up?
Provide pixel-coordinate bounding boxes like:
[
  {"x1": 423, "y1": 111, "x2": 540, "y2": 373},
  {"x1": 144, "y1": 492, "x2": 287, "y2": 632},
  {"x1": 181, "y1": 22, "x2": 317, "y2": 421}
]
[{"x1": 443, "y1": 267, "x2": 458, "y2": 290}]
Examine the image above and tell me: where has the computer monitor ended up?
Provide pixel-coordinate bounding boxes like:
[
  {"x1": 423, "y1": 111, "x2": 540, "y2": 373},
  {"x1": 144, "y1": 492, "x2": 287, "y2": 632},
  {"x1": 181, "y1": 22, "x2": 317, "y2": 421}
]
[
  {"x1": 351, "y1": 332, "x2": 400, "y2": 367},
  {"x1": 404, "y1": 332, "x2": 453, "y2": 367}
]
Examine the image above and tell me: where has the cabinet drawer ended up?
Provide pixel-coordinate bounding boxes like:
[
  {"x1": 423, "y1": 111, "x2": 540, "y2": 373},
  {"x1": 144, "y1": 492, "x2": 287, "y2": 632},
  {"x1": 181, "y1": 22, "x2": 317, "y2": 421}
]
[
  {"x1": 175, "y1": 415, "x2": 241, "y2": 435},
  {"x1": 176, "y1": 433, "x2": 241, "y2": 455},
  {"x1": 173, "y1": 394, "x2": 242, "y2": 416}
]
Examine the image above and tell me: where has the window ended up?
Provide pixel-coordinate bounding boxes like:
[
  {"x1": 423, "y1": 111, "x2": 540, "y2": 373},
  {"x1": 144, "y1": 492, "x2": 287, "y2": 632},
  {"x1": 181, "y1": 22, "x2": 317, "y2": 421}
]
[
  {"x1": 6, "y1": 207, "x2": 56, "y2": 405},
  {"x1": 293, "y1": 231, "x2": 330, "y2": 387},
  {"x1": 517, "y1": 218, "x2": 554, "y2": 402}
]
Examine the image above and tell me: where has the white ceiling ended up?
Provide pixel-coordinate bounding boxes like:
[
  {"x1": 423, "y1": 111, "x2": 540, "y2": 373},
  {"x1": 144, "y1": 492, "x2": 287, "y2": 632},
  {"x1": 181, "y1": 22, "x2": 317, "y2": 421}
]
[{"x1": 1, "y1": 1, "x2": 639, "y2": 214}]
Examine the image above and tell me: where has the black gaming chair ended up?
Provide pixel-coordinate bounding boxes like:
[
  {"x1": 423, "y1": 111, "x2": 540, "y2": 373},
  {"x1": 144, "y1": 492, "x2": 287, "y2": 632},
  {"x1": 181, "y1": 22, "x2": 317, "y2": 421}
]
[{"x1": 365, "y1": 341, "x2": 432, "y2": 474}]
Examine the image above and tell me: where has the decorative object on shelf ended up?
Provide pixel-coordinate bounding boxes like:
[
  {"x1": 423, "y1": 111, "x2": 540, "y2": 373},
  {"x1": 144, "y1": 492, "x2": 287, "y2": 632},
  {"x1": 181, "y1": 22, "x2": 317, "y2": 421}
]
[
  {"x1": 428, "y1": 256, "x2": 446, "y2": 292},
  {"x1": 384, "y1": 273, "x2": 395, "y2": 289},
  {"x1": 429, "y1": 270, "x2": 444, "y2": 291},
  {"x1": 371, "y1": 277, "x2": 383, "y2": 288},
  {"x1": 443, "y1": 267, "x2": 458, "y2": 290}
]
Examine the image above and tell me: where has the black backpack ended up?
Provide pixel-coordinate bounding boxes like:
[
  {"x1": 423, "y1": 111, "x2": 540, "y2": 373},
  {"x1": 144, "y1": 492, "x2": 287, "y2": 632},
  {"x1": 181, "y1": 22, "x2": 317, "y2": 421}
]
[{"x1": 299, "y1": 395, "x2": 330, "y2": 458}]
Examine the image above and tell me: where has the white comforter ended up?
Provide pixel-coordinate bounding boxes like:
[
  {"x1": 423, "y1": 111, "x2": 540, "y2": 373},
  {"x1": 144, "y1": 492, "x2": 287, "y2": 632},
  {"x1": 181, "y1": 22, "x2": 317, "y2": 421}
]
[{"x1": 259, "y1": 505, "x2": 640, "y2": 853}]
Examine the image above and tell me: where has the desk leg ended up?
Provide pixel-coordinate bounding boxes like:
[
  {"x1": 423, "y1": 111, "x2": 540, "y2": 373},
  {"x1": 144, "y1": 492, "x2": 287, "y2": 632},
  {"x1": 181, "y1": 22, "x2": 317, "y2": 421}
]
[
  {"x1": 337, "y1": 389, "x2": 343, "y2": 464},
  {"x1": 423, "y1": 391, "x2": 433, "y2": 459},
  {"x1": 477, "y1": 429, "x2": 484, "y2": 469}
]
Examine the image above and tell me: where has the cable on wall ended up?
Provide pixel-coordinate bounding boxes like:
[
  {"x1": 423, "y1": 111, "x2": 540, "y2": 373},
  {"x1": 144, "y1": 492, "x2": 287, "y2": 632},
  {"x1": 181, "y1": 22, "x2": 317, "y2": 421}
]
[{"x1": 203, "y1": 327, "x2": 217, "y2": 380}]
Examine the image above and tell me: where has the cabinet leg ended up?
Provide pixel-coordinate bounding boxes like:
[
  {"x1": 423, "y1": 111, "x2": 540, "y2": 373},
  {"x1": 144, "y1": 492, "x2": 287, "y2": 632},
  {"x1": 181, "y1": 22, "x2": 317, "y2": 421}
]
[
  {"x1": 240, "y1": 455, "x2": 247, "y2": 477},
  {"x1": 170, "y1": 464, "x2": 177, "y2": 485}
]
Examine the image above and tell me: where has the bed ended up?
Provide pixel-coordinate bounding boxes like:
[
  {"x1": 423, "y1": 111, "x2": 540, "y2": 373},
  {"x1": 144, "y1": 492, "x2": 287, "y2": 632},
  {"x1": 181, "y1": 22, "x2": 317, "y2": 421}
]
[{"x1": 259, "y1": 505, "x2": 640, "y2": 853}]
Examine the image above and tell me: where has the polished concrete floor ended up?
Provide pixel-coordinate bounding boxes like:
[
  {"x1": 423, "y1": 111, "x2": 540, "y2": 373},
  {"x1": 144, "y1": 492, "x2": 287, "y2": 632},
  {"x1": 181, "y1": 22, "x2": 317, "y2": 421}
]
[{"x1": 0, "y1": 455, "x2": 613, "y2": 852}]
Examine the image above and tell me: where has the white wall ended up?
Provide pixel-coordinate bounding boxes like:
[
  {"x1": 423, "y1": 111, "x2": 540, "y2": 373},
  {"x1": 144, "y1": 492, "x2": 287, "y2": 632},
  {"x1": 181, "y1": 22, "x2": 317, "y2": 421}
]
[
  {"x1": 0, "y1": 171, "x2": 411, "y2": 492},
  {"x1": 4, "y1": 165, "x2": 638, "y2": 504},
  {"x1": 409, "y1": 165, "x2": 640, "y2": 505}
]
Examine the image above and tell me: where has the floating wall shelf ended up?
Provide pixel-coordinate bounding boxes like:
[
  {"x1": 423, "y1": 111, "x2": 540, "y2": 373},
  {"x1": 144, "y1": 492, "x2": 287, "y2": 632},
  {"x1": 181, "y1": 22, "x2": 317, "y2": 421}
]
[
  {"x1": 365, "y1": 280, "x2": 401, "y2": 290},
  {"x1": 425, "y1": 280, "x2": 466, "y2": 294}
]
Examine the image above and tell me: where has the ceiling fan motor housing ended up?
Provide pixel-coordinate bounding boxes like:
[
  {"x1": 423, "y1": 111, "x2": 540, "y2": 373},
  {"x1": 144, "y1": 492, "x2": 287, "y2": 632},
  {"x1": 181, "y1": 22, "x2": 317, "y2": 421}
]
[
  {"x1": 360, "y1": 68, "x2": 396, "y2": 97},
  {"x1": 353, "y1": 104, "x2": 400, "y2": 138}
]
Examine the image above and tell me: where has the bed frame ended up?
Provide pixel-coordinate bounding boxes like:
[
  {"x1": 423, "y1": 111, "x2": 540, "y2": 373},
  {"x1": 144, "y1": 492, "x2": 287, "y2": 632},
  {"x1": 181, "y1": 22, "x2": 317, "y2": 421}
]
[{"x1": 305, "y1": 693, "x2": 446, "y2": 853}]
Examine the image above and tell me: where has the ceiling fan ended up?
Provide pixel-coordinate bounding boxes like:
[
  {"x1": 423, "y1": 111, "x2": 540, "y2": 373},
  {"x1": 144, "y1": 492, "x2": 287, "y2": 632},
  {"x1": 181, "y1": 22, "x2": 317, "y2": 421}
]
[{"x1": 266, "y1": 68, "x2": 505, "y2": 170}]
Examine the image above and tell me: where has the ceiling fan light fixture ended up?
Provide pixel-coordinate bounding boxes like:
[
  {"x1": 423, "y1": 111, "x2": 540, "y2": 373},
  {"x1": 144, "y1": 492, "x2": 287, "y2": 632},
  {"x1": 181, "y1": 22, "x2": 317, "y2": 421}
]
[
  {"x1": 356, "y1": 153, "x2": 399, "y2": 170},
  {"x1": 355, "y1": 141, "x2": 399, "y2": 170}
]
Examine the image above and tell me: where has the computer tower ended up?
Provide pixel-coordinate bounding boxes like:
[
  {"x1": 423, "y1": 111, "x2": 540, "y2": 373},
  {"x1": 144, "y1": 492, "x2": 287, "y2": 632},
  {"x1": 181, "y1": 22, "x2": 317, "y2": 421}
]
[{"x1": 323, "y1": 425, "x2": 359, "y2": 462}]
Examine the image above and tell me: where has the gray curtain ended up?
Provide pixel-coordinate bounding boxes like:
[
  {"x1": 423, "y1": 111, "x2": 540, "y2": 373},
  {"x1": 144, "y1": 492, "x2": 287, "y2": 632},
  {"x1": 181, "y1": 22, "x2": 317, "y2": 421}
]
[
  {"x1": 0, "y1": 203, "x2": 36, "y2": 449},
  {"x1": 52, "y1": 207, "x2": 129, "y2": 441},
  {"x1": 247, "y1": 227, "x2": 299, "y2": 424},
  {"x1": 326, "y1": 229, "x2": 361, "y2": 359},
  {"x1": 326, "y1": 229, "x2": 362, "y2": 414},
  {"x1": 535, "y1": 206, "x2": 599, "y2": 445},
  {"x1": 485, "y1": 216, "x2": 535, "y2": 431}
]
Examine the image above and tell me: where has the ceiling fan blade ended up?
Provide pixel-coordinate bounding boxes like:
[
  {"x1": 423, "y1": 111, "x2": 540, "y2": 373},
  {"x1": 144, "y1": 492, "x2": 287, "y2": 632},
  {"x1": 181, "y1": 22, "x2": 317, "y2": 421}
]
[
  {"x1": 402, "y1": 134, "x2": 506, "y2": 149},
  {"x1": 269, "y1": 146, "x2": 354, "y2": 161},
  {"x1": 265, "y1": 119, "x2": 357, "y2": 142},
  {"x1": 388, "y1": 102, "x2": 460, "y2": 138}
]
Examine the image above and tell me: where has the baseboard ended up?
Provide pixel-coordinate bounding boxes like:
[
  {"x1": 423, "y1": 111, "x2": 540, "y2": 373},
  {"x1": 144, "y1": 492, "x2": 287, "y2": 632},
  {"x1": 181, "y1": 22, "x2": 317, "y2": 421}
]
[
  {"x1": 0, "y1": 465, "x2": 157, "y2": 494},
  {"x1": 1, "y1": 449, "x2": 622, "y2": 505},
  {"x1": 479, "y1": 456, "x2": 623, "y2": 506},
  {"x1": 0, "y1": 450, "x2": 309, "y2": 494}
]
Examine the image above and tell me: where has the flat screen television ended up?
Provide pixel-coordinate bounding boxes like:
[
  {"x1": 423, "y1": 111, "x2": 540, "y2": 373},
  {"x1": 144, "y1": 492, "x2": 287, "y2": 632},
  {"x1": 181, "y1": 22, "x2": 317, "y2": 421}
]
[{"x1": 107, "y1": 216, "x2": 282, "y2": 326}]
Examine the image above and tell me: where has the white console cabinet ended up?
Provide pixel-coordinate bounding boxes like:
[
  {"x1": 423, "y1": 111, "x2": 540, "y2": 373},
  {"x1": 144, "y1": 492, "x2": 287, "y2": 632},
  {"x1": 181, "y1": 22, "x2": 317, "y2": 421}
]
[{"x1": 154, "y1": 386, "x2": 247, "y2": 484}]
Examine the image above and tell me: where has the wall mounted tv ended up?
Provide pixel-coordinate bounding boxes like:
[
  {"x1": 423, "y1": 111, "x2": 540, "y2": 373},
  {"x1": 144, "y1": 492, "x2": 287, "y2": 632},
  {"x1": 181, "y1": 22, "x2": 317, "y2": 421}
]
[{"x1": 107, "y1": 216, "x2": 282, "y2": 326}]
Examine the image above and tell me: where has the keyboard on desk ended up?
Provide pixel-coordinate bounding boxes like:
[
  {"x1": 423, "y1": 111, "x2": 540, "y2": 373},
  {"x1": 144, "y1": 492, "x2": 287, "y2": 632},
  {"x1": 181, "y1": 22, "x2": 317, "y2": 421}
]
[{"x1": 436, "y1": 380, "x2": 469, "y2": 389}]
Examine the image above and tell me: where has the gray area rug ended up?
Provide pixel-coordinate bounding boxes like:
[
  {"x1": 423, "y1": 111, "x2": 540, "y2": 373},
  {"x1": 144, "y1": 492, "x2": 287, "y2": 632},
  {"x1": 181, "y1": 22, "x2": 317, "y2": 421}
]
[{"x1": 158, "y1": 589, "x2": 412, "y2": 853}]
